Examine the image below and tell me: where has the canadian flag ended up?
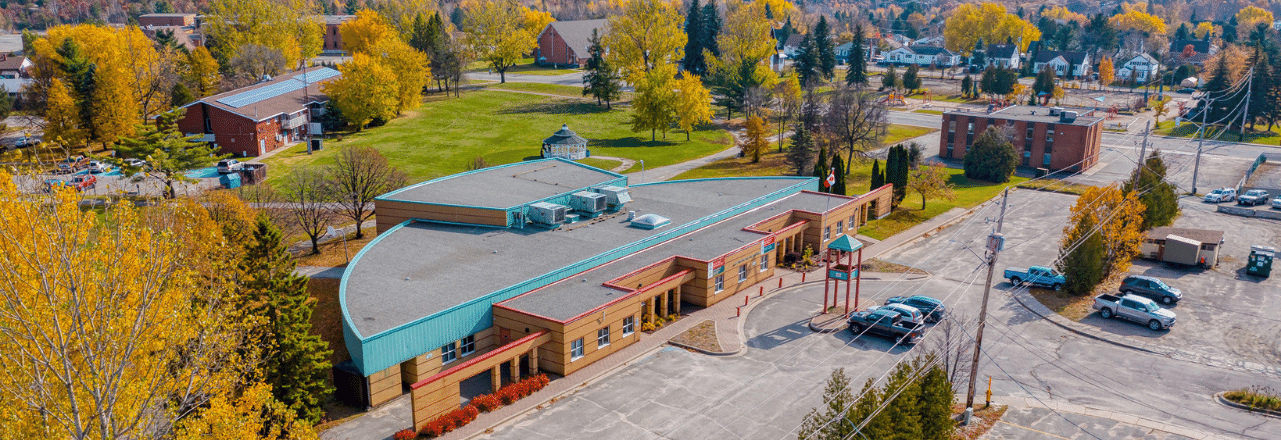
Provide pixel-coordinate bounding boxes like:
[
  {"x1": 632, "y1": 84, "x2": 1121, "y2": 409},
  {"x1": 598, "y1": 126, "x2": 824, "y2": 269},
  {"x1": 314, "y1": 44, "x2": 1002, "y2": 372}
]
[{"x1": 825, "y1": 168, "x2": 836, "y2": 188}]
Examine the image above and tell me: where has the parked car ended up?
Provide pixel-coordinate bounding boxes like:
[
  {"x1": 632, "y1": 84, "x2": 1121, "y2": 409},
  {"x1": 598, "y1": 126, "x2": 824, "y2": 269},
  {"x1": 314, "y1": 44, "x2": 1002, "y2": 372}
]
[
  {"x1": 867, "y1": 303, "x2": 925, "y2": 325},
  {"x1": 883, "y1": 295, "x2": 946, "y2": 323},
  {"x1": 13, "y1": 136, "x2": 40, "y2": 148},
  {"x1": 1272, "y1": 196, "x2": 1281, "y2": 210},
  {"x1": 1203, "y1": 188, "x2": 1236, "y2": 203},
  {"x1": 57, "y1": 155, "x2": 88, "y2": 172},
  {"x1": 86, "y1": 161, "x2": 110, "y2": 174},
  {"x1": 123, "y1": 158, "x2": 147, "y2": 168},
  {"x1": 1004, "y1": 266, "x2": 1065, "y2": 290},
  {"x1": 847, "y1": 309, "x2": 924, "y2": 344},
  {"x1": 1119, "y1": 275, "x2": 1182, "y2": 305},
  {"x1": 217, "y1": 159, "x2": 243, "y2": 174},
  {"x1": 1239, "y1": 189, "x2": 1271, "y2": 206},
  {"x1": 47, "y1": 175, "x2": 96, "y2": 191},
  {"x1": 1175, "y1": 88, "x2": 1197, "y2": 94},
  {"x1": 1092, "y1": 293, "x2": 1176, "y2": 330}
]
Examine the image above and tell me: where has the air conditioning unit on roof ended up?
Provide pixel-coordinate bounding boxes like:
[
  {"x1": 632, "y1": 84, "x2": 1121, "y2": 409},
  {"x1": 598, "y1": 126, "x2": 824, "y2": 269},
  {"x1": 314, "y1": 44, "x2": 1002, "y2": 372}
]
[
  {"x1": 570, "y1": 191, "x2": 607, "y2": 214},
  {"x1": 594, "y1": 185, "x2": 631, "y2": 207},
  {"x1": 528, "y1": 202, "x2": 567, "y2": 226}
]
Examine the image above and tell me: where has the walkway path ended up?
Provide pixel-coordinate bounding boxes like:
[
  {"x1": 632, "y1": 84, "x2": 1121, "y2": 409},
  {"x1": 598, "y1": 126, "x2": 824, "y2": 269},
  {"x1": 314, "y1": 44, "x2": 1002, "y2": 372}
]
[{"x1": 583, "y1": 155, "x2": 636, "y2": 173}]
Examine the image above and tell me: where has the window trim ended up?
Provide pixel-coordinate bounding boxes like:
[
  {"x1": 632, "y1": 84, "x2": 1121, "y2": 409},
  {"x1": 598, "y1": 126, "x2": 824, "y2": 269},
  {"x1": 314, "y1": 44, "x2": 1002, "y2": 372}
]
[
  {"x1": 738, "y1": 264, "x2": 748, "y2": 282},
  {"x1": 823, "y1": 226, "x2": 831, "y2": 241},
  {"x1": 715, "y1": 274, "x2": 724, "y2": 292},
  {"x1": 597, "y1": 327, "x2": 611, "y2": 349},
  {"x1": 459, "y1": 335, "x2": 475, "y2": 357},
  {"x1": 760, "y1": 254, "x2": 769, "y2": 272},
  {"x1": 441, "y1": 342, "x2": 458, "y2": 365},
  {"x1": 570, "y1": 338, "x2": 585, "y2": 361},
  {"x1": 622, "y1": 316, "x2": 635, "y2": 335}
]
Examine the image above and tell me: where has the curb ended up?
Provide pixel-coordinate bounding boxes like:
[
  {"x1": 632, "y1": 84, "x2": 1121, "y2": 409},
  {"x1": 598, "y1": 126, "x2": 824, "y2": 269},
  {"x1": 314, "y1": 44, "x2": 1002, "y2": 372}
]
[
  {"x1": 807, "y1": 314, "x2": 847, "y2": 333},
  {"x1": 666, "y1": 340, "x2": 737, "y2": 356},
  {"x1": 1214, "y1": 392, "x2": 1281, "y2": 419},
  {"x1": 1006, "y1": 289, "x2": 1161, "y2": 355}
]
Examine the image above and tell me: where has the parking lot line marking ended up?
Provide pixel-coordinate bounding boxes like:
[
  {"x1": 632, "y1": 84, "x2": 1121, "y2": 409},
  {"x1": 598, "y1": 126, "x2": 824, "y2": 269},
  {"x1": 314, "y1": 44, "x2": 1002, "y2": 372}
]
[{"x1": 996, "y1": 420, "x2": 1075, "y2": 439}]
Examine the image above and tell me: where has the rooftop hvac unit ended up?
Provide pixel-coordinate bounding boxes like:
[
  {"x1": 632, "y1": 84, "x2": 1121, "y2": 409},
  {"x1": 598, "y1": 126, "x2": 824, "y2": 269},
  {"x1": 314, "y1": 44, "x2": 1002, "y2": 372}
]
[
  {"x1": 528, "y1": 202, "x2": 567, "y2": 226},
  {"x1": 1049, "y1": 107, "x2": 1064, "y2": 116},
  {"x1": 1059, "y1": 111, "x2": 1077, "y2": 123},
  {"x1": 594, "y1": 185, "x2": 632, "y2": 207},
  {"x1": 570, "y1": 191, "x2": 607, "y2": 214}
]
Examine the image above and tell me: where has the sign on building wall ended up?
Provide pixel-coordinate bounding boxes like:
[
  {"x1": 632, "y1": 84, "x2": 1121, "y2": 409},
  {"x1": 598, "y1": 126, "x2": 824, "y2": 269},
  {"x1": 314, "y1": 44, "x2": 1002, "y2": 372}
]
[
  {"x1": 708, "y1": 256, "x2": 725, "y2": 278},
  {"x1": 762, "y1": 235, "x2": 776, "y2": 254}
]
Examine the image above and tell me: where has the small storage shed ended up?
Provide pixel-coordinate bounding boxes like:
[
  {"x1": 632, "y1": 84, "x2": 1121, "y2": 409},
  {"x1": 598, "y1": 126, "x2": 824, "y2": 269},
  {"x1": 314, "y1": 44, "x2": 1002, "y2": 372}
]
[
  {"x1": 1141, "y1": 227, "x2": 1225, "y2": 267},
  {"x1": 541, "y1": 124, "x2": 589, "y2": 160}
]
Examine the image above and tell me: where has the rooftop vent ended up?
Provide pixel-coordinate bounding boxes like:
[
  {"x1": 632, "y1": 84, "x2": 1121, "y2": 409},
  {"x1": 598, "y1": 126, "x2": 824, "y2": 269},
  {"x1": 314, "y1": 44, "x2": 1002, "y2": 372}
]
[
  {"x1": 528, "y1": 202, "x2": 567, "y2": 226},
  {"x1": 594, "y1": 185, "x2": 632, "y2": 207},
  {"x1": 630, "y1": 213, "x2": 671, "y2": 230},
  {"x1": 569, "y1": 191, "x2": 607, "y2": 214},
  {"x1": 1060, "y1": 111, "x2": 1077, "y2": 123},
  {"x1": 1049, "y1": 107, "x2": 1064, "y2": 116}
]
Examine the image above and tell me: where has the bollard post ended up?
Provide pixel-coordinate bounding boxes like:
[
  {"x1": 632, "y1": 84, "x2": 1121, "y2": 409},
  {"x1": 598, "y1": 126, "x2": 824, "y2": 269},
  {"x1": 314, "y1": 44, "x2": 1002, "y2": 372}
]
[
  {"x1": 778, "y1": 278, "x2": 783, "y2": 288},
  {"x1": 736, "y1": 306, "x2": 741, "y2": 317},
  {"x1": 744, "y1": 295, "x2": 749, "y2": 306},
  {"x1": 802, "y1": 272, "x2": 806, "y2": 283},
  {"x1": 759, "y1": 286, "x2": 763, "y2": 296}
]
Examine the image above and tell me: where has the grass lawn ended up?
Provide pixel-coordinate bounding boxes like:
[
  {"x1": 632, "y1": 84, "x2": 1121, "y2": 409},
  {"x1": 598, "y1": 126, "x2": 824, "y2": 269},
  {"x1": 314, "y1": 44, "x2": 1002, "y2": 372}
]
[
  {"x1": 482, "y1": 81, "x2": 591, "y2": 98},
  {"x1": 884, "y1": 124, "x2": 938, "y2": 145},
  {"x1": 1155, "y1": 122, "x2": 1281, "y2": 146},
  {"x1": 294, "y1": 228, "x2": 377, "y2": 267},
  {"x1": 1029, "y1": 287, "x2": 1096, "y2": 321},
  {"x1": 261, "y1": 90, "x2": 732, "y2": 186},
  {"x1": 915, "y1": 109, "x2": 944, "y2": 115},
  {"x1": 674, "y1": 147, "x2": 1027, "y2": 241},
  {"x1": 577, "y1": 157, "x2": 623, "y2": 170},
  {"x1": 468, "y1": 57, "x2": 581, "y2": 76}
]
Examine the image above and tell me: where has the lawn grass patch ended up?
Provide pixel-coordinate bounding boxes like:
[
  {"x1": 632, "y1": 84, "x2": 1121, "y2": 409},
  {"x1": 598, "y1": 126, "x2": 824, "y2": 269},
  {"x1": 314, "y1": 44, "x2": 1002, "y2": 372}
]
[
  {"x1": 294, "y1": 229, "x2": 377, "y2": 267},
  {"x1": 483, "y1": 82, "x2": 595, "y2": 98},
  {"x1": 950, "y1": 404, "x2": 1007, "y2": 440},
  {"x1": 468, "y1": 57, "x2": 581, "y2": 76},
  {"x1": 1016, "y1": 179, "x2": 1091, "y2": 195},
  {"x1": 1028, "y1": 288, "x2": 1095, "y2": 321},
  {"x1": 884, "y1": 124, "x2": 939, "y2": 145},
  {"x1": 1223, "y1": 386, "x2": 1281, "y2": 412},
  {"x1": 1155, "y1": 122, "x2": 1281, "y2": 146},
  {"x1": 915, "y1": 109, "x2": 945, "y2": 115},
  {"x1": 577, "y1": 157, "x2": 623, "y2": 171},
  {"x1": 262, "y1": 90, "x2": 731, "y2": 186},
  {"x1": 859, "y1": 170, "x2": 1028, "y2": 240},
  {"x1": 670, "y1": 320, "x2": 721, "y2": 353},
  {"x1": 860, "y1": 258, "x2": 928, "y2": 274}
]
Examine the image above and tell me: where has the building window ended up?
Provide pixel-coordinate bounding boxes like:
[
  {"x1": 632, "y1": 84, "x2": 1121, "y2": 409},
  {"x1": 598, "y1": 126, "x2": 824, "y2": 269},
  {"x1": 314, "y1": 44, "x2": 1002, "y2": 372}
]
[
  {"x1": 738, "y1": 265, "x2": 748, "y2": 282},
  {"x1": 597, "y1": 327, "x2": 610, "y2": 348},
  {"x1": 836, "y1": 220, "x2": 843, "y2": 232},
  {"x1": 1042, "y1": 153, "x2": 1052, "y2": 168},
  {"x1": 848, "y1": 214, "x2": 857, "y2": 228},
  {"x1": 441, "y1": 342, "x2": 457, "y2": 364},
  {"x1": 623, "y1": 316, "x2": 635, "y2": 335},
  {"x1": 1025, "y1": 126, "x2": 1034, "y2": 139},
  {"x1": 459, "y1": 335, "x2": 475, "y2": 356},
  {"x1": 824, "y1": 226, "x2": 831, "y2": 241},
  {"x1": 967, "y1": 122, "x2": 974, "y2": 135},
  {"x1": 715, "y1": 274, "x2": 724, "y2": 292},
  {"x1": 1046, "y1": 128, "x2": 1055, "y2": 143},
  {"x1": 948, "y1": 120, "x2": 955, "y2": 132},
  {"x1": 571, "y1": 338, "x2": 584, "y2": 360},
  {"x1": 760, "y1": 254, "x2": 769, "y2": 271}
]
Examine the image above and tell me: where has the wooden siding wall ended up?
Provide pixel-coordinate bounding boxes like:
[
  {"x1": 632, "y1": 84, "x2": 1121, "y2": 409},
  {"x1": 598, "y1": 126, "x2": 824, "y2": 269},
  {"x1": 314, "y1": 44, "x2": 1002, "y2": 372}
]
[
  {"x1": 410, "y1": 332, "x2": 552, "y2": 431},
  {"x1": 399, "y1": 327, "x2": 497, "y2": 386},
  {"x1": 368, "y1": 364, "x2": 402, "y2": 407},
  {"x1": 375, "y1": 200, "x2": 508, "y2": 232}
]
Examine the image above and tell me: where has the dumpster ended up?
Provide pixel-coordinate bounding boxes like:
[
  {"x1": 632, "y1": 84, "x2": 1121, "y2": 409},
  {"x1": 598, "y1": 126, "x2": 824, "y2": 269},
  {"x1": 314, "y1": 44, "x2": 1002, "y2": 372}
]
[
  {"x1": 219, "y1": 172, "x2": 242, "y2": 189},
  {"x1": 1247, "y1": 245, "x2": 1275, "y2": 277}
]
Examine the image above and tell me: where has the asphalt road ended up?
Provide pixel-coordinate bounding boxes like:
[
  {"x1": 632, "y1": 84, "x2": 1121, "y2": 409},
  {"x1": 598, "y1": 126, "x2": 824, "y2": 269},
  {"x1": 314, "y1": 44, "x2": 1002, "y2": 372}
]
[{"x1": 480, "y1": 190, "x2": 1280, "y2": 440}]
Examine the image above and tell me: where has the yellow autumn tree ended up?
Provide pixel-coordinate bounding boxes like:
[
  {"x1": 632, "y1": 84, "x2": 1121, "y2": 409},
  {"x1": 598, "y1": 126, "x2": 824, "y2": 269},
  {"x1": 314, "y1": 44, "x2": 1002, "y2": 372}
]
[
  {"x1": 1193, "y1": 22, "x2": 1215, "y2": 39},
  {"x1": 340, "y1": 9, "x2": 396, "y2": 55},
  {"x1": 176, "y1": 383, "x2": 318, "y2": 440},
  {"x1": 204, "y1": 0, "x2": 323, "y2": 68},
  {"x1": 1042, "y1": 5, "x2": 1087, "y2": 24},
  {"x1": 629, "y1": 62, "x2": 678, "y2": 141},
  {"x1": 1098, "y1": 56, "x2": 1114, "y2": 86},
  {"x1": 323, "y1": 53, "x2": 400, "y2": 130},
  {"x1": 522, "y1": 6, "x2": 555, "y2": 42},
  {"x1": 43, "y1": 78, "x2": 84, "y2": 148},
  {"x1": 0, "y1": 177, "x2": 255, "y2": 438},
  {"x1": 709, "y1": 0, "x2": 778, "y2": 90},
  {"x1": 603, "y1": 0, "x2": 687, "y2": 82},
  {"x1": 741, "y1": 115, "x2": 769, "y2": 163},
  {"x1": 1236, "y1": 6, "x2": 1274, "y2": 39},
  {"x1": 1109, "y1": 7, "x2": 1166, "y2": 35},
  {"x1": 188, "y1": 46, "x2": 222, "y2": 96},
  {"x1": 463, "y1": 0, "x2": 534, "y2": 83},
  {"x1": 1067, "y1": 184, "x2": 1146, "y2": 279},
  {"x1": 675, "y1": 72, "x2": 713, "y2": 141},
  {"x1": 943, "y1": 3, "x2": 1040, "y2": 53},
  {"x1": 756, "y1": 0, "x2": 794, "y2": 25}
]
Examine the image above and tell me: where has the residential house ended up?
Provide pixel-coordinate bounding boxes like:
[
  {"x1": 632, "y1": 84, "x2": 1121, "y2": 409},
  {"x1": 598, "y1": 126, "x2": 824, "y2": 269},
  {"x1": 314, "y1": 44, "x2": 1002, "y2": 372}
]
[
  {"x1": 881, "y1": 46, "x2": 961, "y2": 67},
  {"x1": 984, "y1": 44, "x2": 1021, "y2": 70},
  {"x1": 834, "y1": 38, "x2": 879, "y2": 65},
  {"x1": 176, "y1": 67, "x2": 340, "y2": 157},
  {"x1": 1116, "y1": 53, "x2": 1161, "y2": 83},
  {"x1": 1031, "y1": 50, "x2": 1091, "y2": 78},
  {"x1": 912, "y1": 35, "x2": 945, "y2": 47},
  {"x1": 781, "y1": 34, "x2": 805, "y2": 57},
  {"x1": 885, "y1": 34, "x2": 913, "y2": 48},
  {"x1": 536, "y1": 19, "x2": 608, "y2": 67},
  {"x1": 321, "y1": 15, "x2": 356, "y2": 54},
  {"x1": 137, "y1": 13, "x2": 196, "y2": 27},
  {"x1": 0, "y1": 54, "x2": 31, "y2": 79},
  {"x1": 1167, "y1": 39, "x2": 1218, "y2": 68}
]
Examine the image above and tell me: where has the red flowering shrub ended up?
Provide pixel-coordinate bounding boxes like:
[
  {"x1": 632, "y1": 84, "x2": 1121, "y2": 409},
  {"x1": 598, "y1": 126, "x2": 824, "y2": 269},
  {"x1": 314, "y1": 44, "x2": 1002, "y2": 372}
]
[
  {"x1": 420, "y1": 375, "x2": 550, "y2": 437},
  {"x1": 393, "y1": 428, "x2": 417, "y2": 440},
  {"x1": 472, "y1": 394, "x2": 502, "y2": 412},
  {"x1": 420, "y1": 405, "x2": 481, "y2": 438}
]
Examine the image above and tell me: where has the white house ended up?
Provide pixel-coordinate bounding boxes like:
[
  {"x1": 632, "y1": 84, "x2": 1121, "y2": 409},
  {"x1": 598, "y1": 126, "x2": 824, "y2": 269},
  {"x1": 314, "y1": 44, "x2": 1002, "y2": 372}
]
[
  {"x1": 912, "y1": 36, "x2": 945, "y2": 47},
  {"x1": 1031, "y1": 50, "x2": 1091, "y2": 78},
  {"x1": 834, "y1": 39, "x2": 878, "y2": 65},
  {"x1": 984, "y1": 44, "x2": 1021, "y2": 70},
  {"x1": 1116, "y1": 53, "x2": 1161, "y2": 83},
  {"x1": 882, "y1": 46, "x2": 961, "y2": 67}
]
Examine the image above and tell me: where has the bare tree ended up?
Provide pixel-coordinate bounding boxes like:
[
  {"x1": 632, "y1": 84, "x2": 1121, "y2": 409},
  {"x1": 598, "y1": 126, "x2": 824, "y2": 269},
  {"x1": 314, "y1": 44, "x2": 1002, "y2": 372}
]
[
  {"x1": 281, "y1": 166, "x2": 335, "y2": 254},
  {"x1": 927, "y1": 313, "x2": 977, "y2": 391},
  {"x1": 226, "y1": 44, "x2": 287, "y2": 88},
  {"x1": 742, "y1": 86, "x2": 770, "y2": 119},
  {"x1": 327, "y1": 146, "x2": 407, "y2": 239},
  {"x1": 826, "y1": 85, "x2": 889, "y2": 167}
]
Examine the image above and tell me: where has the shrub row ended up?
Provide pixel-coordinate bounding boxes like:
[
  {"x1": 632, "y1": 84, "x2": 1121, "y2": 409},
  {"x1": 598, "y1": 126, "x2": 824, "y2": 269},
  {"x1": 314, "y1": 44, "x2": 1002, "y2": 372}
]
[{"x1": 419, "y1": 374, "x2": 551, "y2": 438}]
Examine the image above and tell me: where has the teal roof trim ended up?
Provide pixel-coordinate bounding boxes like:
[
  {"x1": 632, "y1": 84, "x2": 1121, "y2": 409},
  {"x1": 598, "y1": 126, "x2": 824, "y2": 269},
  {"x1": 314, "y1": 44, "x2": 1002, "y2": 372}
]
[
  {"x1": 375, "y1": 158, "x2": 624, "y2": 210},
  {"x1": 828, "y1": 235, "x2": 863, "y2": 252},
  {"x1": 342, "y1": 176, "x2": 816, "y2": 375}
]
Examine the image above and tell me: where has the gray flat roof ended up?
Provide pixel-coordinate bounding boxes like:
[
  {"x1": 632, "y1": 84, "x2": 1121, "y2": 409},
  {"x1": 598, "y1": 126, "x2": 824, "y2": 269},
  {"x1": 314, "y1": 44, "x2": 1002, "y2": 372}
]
[
  {"x1": 378, "y1": 160, "x2": 622, "y2": 209},
  {"x1": 344, "y1": 177, "x2": 831, "y2": 336},
  {"x1": 945, "y1": 105, "x2": 1103, "y2": 127}
]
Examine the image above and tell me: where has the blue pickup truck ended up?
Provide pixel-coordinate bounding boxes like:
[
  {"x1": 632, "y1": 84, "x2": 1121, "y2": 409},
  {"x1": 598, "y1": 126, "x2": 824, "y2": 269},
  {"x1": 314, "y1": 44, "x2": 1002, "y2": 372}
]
[{"x1": 1004, "y1": 266, "x2": 1065, "y2": 291}]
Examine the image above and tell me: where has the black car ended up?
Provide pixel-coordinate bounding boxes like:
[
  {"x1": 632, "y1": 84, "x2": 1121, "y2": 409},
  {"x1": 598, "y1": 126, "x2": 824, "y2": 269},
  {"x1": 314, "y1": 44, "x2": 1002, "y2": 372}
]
[
  {"x1": 1120, "y1": 275, "x2": 1182, "y2": 305},
  {"x1": 884, "y1": 295, "x2": 946, "y2": 323}
]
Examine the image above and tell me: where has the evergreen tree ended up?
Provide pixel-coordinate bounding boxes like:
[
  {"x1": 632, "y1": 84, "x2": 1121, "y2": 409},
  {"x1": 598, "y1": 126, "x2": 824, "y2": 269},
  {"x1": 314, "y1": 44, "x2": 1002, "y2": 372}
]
[
  {"x1": 1057, "y1": 212, "x2": 1106, "y2": 295},
  {"x1": 970, "y1": 38, "x2": 986, "y2": 68},
  {"x1": 815, "y1": 16, "x2": 836, "y2": 80},
  {"x1": 702, "y1": 2, "x2": 721, "y2": 58},
  {"x1": 777, "y1": 17, "x2": 794, "y2": 50},
  {"x1": 449, "y1": 5, "x2": 466, "y2": 29},
  {"x1": 845, "y1": 24, "x2": 868, "y2": 86},
  {"x1": 1201, "y1": 54, "x2": 1239, "y2": 125},
  {"x1": 916, "y1": 355, "x2": 956, "y2": 440},
  {"x1": 889, "y1": 144, "x2": 909, "y2": 205},
  {"x1": 712, "y1": 59, "x2": 765, "y2": 119},
  {"x1": 1033, "y1": 65, "x2": 1056, "y2": 103},
  {"x1": 902, "y1": 64, "x2": 921, "y2": 92},
  {"x1": 848, "y1": 379, "x2": 894, "y2": 439},
  {"x1": 788, "y1": 124, "x2": 815, "y2": 176},
  {"x1": 832, "y1": 155, "x2": 847, "y2": 196},
  {"x1": 1246, "y1": 46, "x2": 1271, "y2": 130},
  {"x1": 795, "y1": 34, "x2": 820, "y2": 87},
  {"x1": 961, "y1": 74, "x2": 973, "y2": 98},
  {"x1": 882, "y1": 64, "x2": 898, "y2": 90},
  {"x1": 582, "y1": 30, "x2": 622, "y2": 109},
  {"x1": 1223, "y1": 16, "x2": 1238, "y2": 44},
  {"x1": 797, "y1": 368, "x2": 855, "y2": 440},
  {"x1": 682, "y1": 0, "x2": 705, "y2": 75},
  {"x1": 1174, "y1": 23, "x2": 1191, "y2": 41},
  {"x1": 409, "y1": 12, "x2": 433, "y2": 54},
  {"x1": 169, "y1": 82, "x2": 192, "y2": 107},
  {"x1": 870, "y1": 159, "x2": 883, "y2": 190},
  {"x1": 813, "y1": 144, "x2": 830, "y2": 190},
  {"x1": 1123, "y1": 150, "x2": 1180, "y2": 230},
  {"x1": 239, "y1": 216, "x2": 334, "y2": 424},
  {"x1": 963, "y1": 127, "x2": 1017, "y2": 183},
  {"x1": 883, "y1": 362, "x2": 922, "y2": 439}
]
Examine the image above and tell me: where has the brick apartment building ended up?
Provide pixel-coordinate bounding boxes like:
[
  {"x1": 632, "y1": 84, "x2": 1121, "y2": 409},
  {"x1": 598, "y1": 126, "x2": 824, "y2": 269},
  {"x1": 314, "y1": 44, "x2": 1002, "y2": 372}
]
[
  {"x1": 535, "y1": 19, "x2": 607, "y2": 66},
  {"x1": 321, "y1": 15, "x2": 356, "y2": 53},
  {"x1": 176, "y1": 67, "x2": 340, "y2": 157},
  {"x1": 939, "y1": 106, "x2": 1103, "y2": 172}
]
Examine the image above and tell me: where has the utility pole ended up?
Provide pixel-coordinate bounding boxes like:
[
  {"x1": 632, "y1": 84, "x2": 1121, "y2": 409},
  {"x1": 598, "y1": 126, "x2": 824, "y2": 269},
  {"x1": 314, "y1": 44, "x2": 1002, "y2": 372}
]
[
  {"x1": 1138, "y1": 120, "x2": 1150, "y2": 167},
  {"x1": 1192, "y1": 95, "x2": 1209, "y2": 195},
  {"x1": 1239, "y1": 67, "x2": 1252, "y2": 142},
  {"x1": 966, "y1": 188, "x2": 1009, "y2": 415}
]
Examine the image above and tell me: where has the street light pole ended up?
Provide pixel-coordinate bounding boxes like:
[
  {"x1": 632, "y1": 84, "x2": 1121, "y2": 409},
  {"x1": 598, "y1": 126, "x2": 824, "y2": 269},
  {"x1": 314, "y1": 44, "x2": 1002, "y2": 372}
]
[{"x1": 966, "y1": 188, "x2": 1009, "y2": 414}]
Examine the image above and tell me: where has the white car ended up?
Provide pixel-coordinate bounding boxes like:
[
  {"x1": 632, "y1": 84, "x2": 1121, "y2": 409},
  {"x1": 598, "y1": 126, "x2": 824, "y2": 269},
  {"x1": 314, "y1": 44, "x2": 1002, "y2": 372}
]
[
  {"x1": 123, "y1": 158, "x2": 147, "y2": 168},
  {"x1": 1204, "y1": 188, "x2": 1236, "y2": 203},
  {"x1": 86, "y1": 161, "x2": 110, "y2": 174},
  {"x1": 1271, "y1": 196, "x2": 1281, "y2": 210},
  {"x1": 217, "y1": 159, "x2": 243, "y2": 174}
]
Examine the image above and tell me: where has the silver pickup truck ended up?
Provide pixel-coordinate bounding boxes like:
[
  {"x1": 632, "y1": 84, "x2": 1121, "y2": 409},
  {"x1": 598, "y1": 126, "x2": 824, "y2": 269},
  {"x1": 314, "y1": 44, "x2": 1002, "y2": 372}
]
[{"x1": 1092, "y1": 293, "x2": 1176, "y2": 330}]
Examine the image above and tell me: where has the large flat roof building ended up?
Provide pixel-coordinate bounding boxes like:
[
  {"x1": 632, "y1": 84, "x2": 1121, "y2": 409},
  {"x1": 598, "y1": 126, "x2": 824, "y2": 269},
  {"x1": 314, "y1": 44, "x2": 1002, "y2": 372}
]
[
  {"x1": 335, "y1": 159, "x2": 894, "y2": 429},
  {"x1": 939, "y1": 105, "x2": 1103, "y2": 172}
]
